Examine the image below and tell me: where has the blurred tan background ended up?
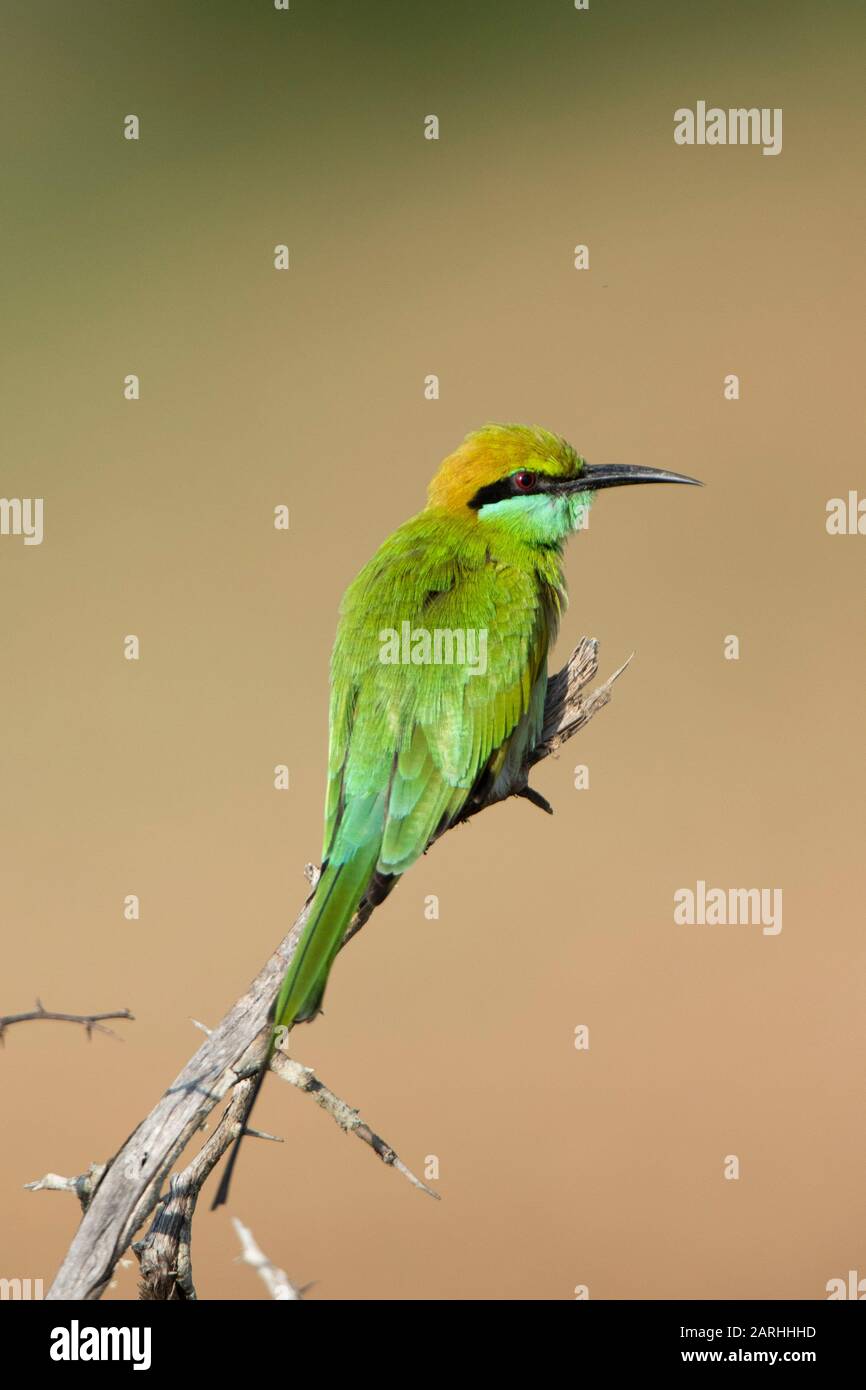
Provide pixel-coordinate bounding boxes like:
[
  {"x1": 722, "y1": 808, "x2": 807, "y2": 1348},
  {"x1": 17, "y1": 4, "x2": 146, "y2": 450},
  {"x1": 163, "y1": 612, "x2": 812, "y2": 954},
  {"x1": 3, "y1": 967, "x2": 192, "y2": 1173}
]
[{"x1": 1, "y1": 0, "x2": 864, "y2": 1300}]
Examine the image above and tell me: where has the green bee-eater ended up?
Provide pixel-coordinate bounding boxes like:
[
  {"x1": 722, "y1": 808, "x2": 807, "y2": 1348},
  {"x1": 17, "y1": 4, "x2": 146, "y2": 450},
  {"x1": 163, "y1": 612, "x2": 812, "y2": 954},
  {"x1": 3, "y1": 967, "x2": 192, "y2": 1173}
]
[{"x1": 213, "y1": 423, "x2": 700, "y2": 1206}]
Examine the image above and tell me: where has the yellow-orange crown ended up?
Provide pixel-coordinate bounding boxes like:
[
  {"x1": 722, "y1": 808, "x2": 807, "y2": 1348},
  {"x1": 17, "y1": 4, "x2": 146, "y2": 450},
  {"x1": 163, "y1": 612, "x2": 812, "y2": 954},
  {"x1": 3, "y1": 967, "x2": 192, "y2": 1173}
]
[{"x1": 426, "y1": 424, "x2": 580, "y2": 512}]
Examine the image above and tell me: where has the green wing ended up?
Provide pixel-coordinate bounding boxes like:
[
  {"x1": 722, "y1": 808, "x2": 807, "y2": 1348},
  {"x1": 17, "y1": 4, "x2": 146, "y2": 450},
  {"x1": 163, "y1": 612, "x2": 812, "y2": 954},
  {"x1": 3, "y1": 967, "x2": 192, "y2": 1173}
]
[{"x1": 325, "y1": 511, "x2": 556, "y2": 873}]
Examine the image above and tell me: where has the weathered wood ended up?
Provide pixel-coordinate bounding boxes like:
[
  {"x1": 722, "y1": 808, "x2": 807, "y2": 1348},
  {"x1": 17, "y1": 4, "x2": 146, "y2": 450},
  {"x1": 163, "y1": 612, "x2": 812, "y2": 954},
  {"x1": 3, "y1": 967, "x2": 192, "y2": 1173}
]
[{"x1": 44, "y1": 636, "x2": 628, "y2": 1301}]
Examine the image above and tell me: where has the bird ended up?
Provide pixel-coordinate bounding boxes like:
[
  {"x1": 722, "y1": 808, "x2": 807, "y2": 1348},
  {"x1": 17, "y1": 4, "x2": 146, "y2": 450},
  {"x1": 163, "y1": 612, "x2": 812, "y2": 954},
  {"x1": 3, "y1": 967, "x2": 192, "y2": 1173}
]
[{"x1": 212, "y1": 423, "x2": 701, "y2": 1207}]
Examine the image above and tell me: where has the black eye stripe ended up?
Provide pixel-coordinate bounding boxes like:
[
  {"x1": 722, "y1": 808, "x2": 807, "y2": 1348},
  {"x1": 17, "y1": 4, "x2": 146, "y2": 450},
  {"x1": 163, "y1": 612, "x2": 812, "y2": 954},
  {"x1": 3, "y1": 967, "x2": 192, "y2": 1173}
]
[
  {"x1": 468, "y1": 471, "x2": 550, "y2": 510},
  {"x1": 467, "y1": 479, "x2": 511, "y2": 509}
]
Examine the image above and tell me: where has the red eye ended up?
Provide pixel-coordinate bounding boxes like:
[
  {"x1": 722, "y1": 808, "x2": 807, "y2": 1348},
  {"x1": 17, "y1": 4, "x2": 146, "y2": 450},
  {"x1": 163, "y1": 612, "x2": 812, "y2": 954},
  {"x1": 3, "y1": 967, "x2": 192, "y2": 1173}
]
[{"x1": 513, "y1": 470, "x2": 537, "y2": 492}]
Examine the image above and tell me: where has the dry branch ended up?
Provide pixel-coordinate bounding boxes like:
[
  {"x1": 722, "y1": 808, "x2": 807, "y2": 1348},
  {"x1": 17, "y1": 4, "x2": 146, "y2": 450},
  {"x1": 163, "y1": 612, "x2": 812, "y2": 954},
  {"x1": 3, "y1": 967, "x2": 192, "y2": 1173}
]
[
  {"x1": 271, "y1": 1051, "x2": 439, "y2": 1199},
  {"x1": 127, "y1": 1045, "x2": 434, "y2": 1298},
  {"x1": 0, "y1": 1001, "x2": 133, "y2": 1044},
  {"x1": 232, "y1": 1218, "x2": 306, "y2": 1301},
  {"x1": 42, "y1": 636, "x2": 626, "y2": 1301}
]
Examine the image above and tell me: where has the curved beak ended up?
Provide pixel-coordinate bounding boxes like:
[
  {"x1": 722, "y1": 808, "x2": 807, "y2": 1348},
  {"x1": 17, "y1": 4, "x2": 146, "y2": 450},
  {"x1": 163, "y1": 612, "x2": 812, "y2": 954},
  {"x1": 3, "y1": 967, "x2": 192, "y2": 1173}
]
[{"x1": 558, "y1": 463, "x2": 704, "y2": 493}]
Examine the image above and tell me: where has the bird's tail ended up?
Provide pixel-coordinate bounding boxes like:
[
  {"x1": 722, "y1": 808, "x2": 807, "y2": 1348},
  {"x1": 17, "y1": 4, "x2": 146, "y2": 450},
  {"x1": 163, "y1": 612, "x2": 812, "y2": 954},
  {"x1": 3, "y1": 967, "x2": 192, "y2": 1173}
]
[
  {"x1": 211, "y1": 844, "x2": 380, "y2": 1209},
  {"x1": 273, "y1": 844, "x2": 382, "y2": 1032}
]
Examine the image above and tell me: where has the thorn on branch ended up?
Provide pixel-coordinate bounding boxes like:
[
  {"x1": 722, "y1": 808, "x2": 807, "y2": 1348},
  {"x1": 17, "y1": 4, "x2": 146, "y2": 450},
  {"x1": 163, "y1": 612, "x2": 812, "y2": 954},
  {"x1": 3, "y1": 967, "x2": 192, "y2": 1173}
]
[
  {"x1": 25, "y1": 1163, "x2": 107, "y2": 1215},
  {"x1": 245, "y1": 1127, "x2": 283, "y2": 1144}
]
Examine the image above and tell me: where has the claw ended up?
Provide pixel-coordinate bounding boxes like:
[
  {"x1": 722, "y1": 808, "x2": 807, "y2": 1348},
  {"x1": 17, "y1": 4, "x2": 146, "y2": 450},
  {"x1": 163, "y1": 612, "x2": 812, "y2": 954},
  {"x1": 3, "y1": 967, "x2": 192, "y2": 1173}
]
[{"x1": 517, "y1": 786, "x2": 554, "y2": 816}]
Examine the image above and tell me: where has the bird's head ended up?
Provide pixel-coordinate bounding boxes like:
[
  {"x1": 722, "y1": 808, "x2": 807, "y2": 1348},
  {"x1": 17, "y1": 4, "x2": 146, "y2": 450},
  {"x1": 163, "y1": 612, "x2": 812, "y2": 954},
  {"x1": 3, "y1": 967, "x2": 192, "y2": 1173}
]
[{"x1": 426, "y1": 423, "x2": 701, "y2": 545}]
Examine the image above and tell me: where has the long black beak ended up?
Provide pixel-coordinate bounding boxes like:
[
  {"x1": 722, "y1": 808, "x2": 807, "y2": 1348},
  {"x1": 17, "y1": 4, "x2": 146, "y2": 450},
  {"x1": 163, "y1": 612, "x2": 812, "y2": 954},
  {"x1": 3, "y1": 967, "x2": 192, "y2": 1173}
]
[{"x1": 558, "y1": 463, "x2": 703, "y2": 493}]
